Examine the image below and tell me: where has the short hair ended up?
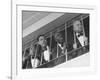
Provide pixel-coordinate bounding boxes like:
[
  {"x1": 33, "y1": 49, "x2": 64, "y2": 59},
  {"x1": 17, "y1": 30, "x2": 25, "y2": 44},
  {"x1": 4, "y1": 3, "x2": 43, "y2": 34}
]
[
  {"x1": 37, "y1": 34, "x2": 45, "y2": 41},
  {"x1": 25, "y1": 49, "x2": 30, "y2": 55},
  {"x1": 54, "y1": 31, "x2": 62, "y2": 39},
  {"x1": 72, "y1": 19, "x2": 82, "y2": 25}
]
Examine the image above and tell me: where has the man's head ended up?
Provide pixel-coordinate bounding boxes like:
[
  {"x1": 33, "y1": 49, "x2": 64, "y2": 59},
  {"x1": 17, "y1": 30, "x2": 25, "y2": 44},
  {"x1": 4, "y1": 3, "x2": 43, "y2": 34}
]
[
  {"x1": 73, "y1": 20, "x2": 83, "y2": 33},
  {"x1": 37, "y1": 34, "x2": 47, "y2": 47},
  {"x1": 54, "y1": 32, "x2": 64, "y2": 44}
]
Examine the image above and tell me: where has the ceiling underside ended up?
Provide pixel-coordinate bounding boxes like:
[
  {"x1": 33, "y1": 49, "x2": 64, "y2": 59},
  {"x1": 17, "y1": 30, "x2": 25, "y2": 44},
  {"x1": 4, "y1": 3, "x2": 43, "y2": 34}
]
[{"x1": 22, "y1": 11, "x2": 51, "y2": 30}]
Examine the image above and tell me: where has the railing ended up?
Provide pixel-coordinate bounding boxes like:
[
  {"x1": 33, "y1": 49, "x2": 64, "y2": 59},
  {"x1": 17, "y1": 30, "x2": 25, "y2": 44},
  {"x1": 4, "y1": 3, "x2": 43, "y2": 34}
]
[
  {"x1": 36, "y1": 44, "x2": 89, "y2": 68},
  {"x1": 67, "y1": 44, "x2": 89, "y2": 60}
]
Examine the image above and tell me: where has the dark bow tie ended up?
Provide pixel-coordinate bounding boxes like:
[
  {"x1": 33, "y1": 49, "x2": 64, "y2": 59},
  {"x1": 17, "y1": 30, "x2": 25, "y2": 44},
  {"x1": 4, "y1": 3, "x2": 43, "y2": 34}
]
[
  {"x1": 77, "y1": 32, "x2": 83, "y2": 37},
  {"x1": 61, "y1": 43, "x2": 64, "y2": 47},
  {"x1": 42, "y1": 47, "x2": 47, "y2": 51}
]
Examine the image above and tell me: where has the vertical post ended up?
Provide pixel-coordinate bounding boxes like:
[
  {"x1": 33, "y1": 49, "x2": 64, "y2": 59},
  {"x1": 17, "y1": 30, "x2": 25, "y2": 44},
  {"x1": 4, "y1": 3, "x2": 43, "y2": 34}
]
[
  {"x1": 57, "y1": 44, "x2": 58, "y2": 58},
  {"x1": 23, "y1": 48, "x2": 26, "y2": 59},
  {"x1": 56, "y1": 29, "x2": 60, "y2": 58},
  {"x1": 81, "y1": 16, "x2": 86, "y2": 46},
  {"x1": 65, "y1": 22, "x2": 68, "y2": 53},
  {"x1": 30, "y1": 45, "x2": 32, "y2": 61},
  {"x1": 65, "y1": 22, "x2": 67, "y2": 46},
  {"x1": 33, "y1": 44, "x2": 38, "y2": 68},
  {"x1": 40, "y1": 52, "x2": 43, "y2": 65},
  {"x1": 65, "y1": 21, "x2": 68, "y2": 60},
  {"x1": 22, "y1": 48, "x2": 26, "y2": 67},
  {"x1": 74, "y1": 32, "x2": 77, "y2": 45},
  {"x1": 49, "y1": 32, "x2": 52, "y2": 61},
  {"x1": 81, "y1": 16, "x2": 85, "y2": 38},
  {"x1": 73, "y1": 28, "x2": 77, "y2": 48},
  {"x1": 50, "y1": 32, "x2": 52, "y2": 52}
]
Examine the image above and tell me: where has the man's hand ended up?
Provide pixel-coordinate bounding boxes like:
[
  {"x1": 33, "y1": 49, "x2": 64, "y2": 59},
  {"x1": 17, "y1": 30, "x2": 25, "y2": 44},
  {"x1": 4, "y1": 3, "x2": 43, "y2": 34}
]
[
  {"x1": 22, "y1": 56, "x2": 27, "y2": 62},
  {"x1": 84, "y1": 36, "x2": 88, "y2": 45},
  {"x1": 73, "y1": 43, "x2": 77, "y2": 49},
  {"x1": 31, "y1": 58, "x2": 40, "y2": 68}
]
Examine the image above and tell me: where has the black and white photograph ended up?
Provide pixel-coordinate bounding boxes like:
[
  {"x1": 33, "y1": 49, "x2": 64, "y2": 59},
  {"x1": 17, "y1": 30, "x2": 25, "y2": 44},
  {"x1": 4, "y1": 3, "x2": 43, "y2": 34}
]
[
  {"x1": 11, "y1": 2, "x2": 97, "y2": 80},
  {"x1": 22, "y1": 11, "x2": 90, "y2": 69}
]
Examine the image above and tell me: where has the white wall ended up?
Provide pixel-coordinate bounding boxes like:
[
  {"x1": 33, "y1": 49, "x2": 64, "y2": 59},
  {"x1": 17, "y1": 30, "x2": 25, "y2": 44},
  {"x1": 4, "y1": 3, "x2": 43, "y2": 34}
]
[{"x1": 0, "y1": 0, "x2": 99, "y2": 80}]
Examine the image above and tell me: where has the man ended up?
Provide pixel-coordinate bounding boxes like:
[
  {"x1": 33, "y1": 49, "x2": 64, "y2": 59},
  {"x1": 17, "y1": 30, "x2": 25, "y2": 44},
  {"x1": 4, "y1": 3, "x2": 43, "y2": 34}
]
[
  {"x1": 51, "y1": 31, "x2": 68, "y2": 66},
  {"x1": 30, "y1": 44, "x2": 40, "y2": 68},
  {"x1": 22, "y1": 48, "x2": 32, "y2": 69},
  {"x1": 31, "y1": 34, "x2": 52, "y2": 68},
  {"x1": 52, "y1": 32, "x2": 67, "y2": 58},
  {"x1": 73, "y1": 20, "x2": 88, "y2": 49},
  {"x1": 68, "y1": 20, "x2": 89, "y2": 59}
]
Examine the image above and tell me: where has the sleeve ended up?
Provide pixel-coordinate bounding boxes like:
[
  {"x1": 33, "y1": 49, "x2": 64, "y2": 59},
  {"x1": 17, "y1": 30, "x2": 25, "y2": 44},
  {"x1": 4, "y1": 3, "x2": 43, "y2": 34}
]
[{"x1": 34, "y1": 44, "x2": 42, "y2": 61}]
